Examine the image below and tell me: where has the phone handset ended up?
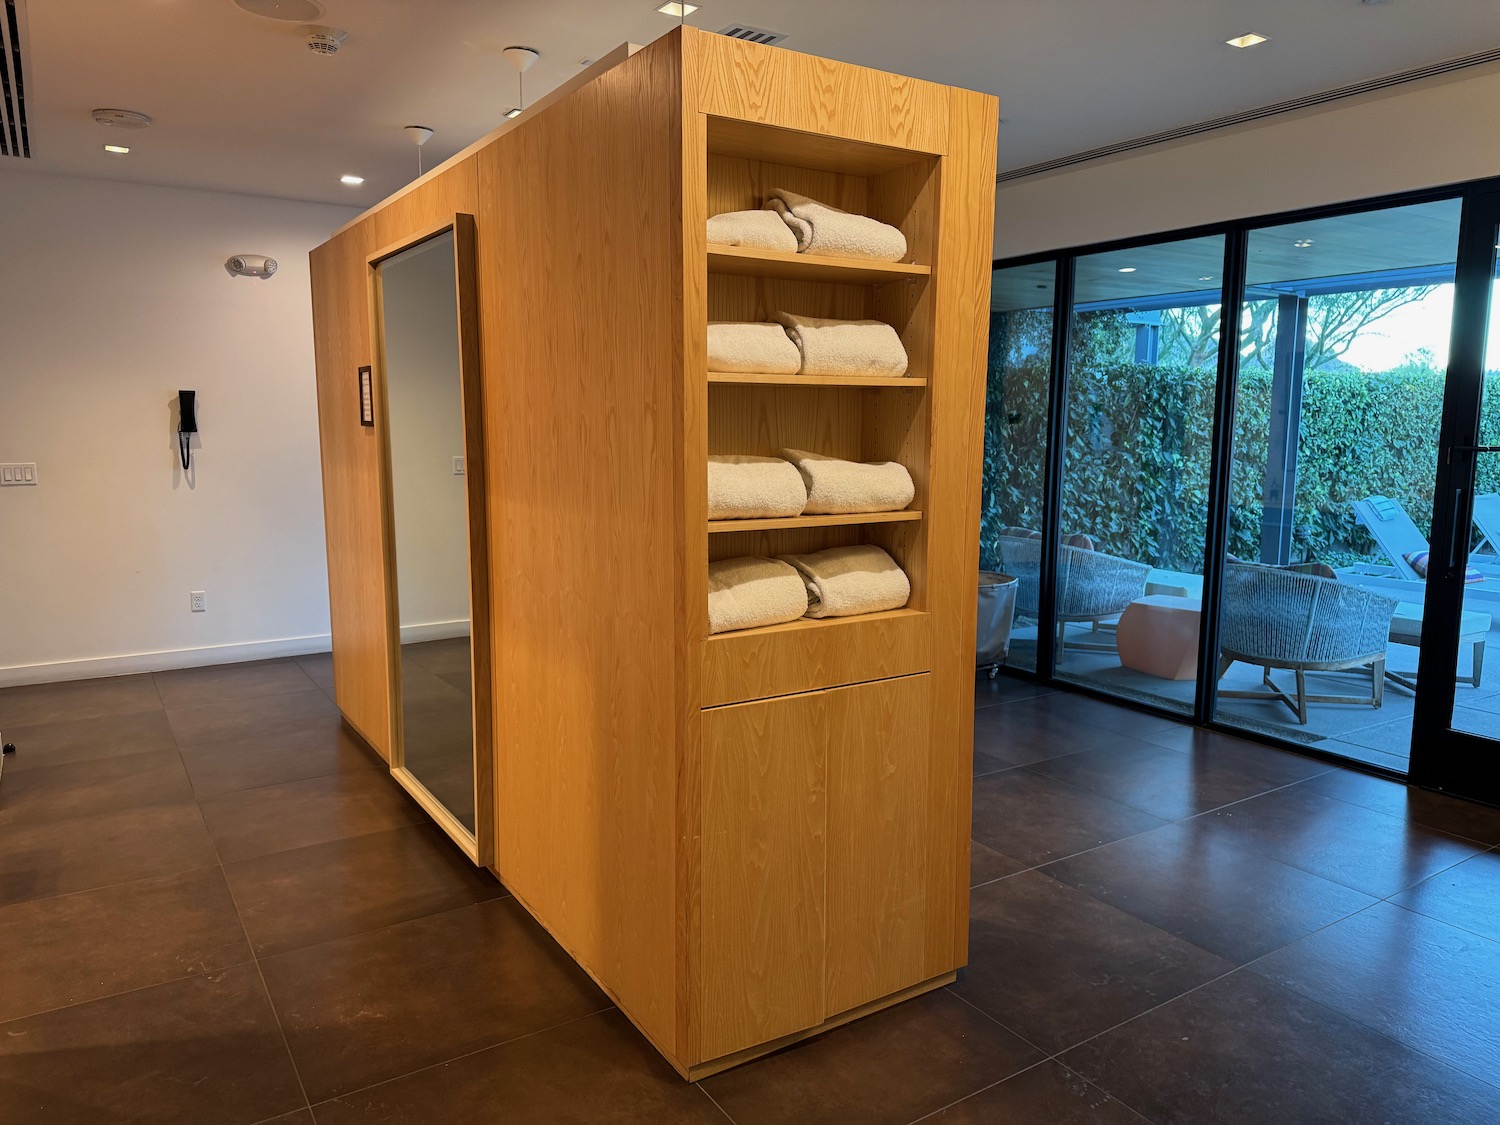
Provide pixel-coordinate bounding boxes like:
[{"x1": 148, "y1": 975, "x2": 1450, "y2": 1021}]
[{"x1": 178, "y1": 390, "x2": 197, "y2": 471}]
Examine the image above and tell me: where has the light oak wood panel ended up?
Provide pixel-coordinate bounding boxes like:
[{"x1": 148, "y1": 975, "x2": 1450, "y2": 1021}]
[
  {"x1": 708, "y1": 383, "x2": 864, "y2": 461},
  {"x1": 707, "y1": 154, "x2": 869, "y2": 223},
  {"x1": 698, "y1": 689, "x2": 827, "y2": 1061},
  {"x1": 708, "y1": 372, "x2": 927, "y2": 388},
  {"x1": 702, "y1": 610, "x2": 931, "y2": 707},
  {"x1": 707, "y1": 273, "x2": 869, "y2": 326},
  {"x1": 705, "y1": 523, "x2": 864, "y2": 565},
  {"x1": 690, "y1": 30, "x2": 948, "y2": 157},
  {"x1": 917, "y1": 87, "x2": 999, "y2": 976},
  {"x1": 825, "y1": 673, "x2": 931, "y2": 1015},
  {"x1": 708, "y1": 511, "x2": 920, "y2": 534},
  {"x1": 476, "y1": 32, "x2": 683, "y2": 1057},
  {"x1": 707, "y1": 247, "x2": 929, "y2": 284}
]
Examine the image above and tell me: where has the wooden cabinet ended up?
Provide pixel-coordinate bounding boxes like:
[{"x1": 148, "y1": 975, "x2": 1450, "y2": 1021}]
[{"x1": 309, "y1": 27, "x2": 996, "y2": 1080}]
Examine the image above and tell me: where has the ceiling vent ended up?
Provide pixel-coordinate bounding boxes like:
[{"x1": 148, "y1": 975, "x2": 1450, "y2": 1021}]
[
  {"x1": 0, "y1": 0, "x2": 31, "y2": 159},
  {"x1": 718, "y1": 24, "x2": 786, "y2": 47}
]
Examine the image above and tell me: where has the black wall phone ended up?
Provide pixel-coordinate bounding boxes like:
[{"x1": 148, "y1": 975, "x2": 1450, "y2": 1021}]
[{"x1": 178, "y1": 390, "x2": 197, "y2": 471}]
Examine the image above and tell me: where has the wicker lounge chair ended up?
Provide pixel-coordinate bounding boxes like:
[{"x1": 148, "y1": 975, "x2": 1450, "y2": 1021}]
[
  {"x1": 999, "y1": 535, "x2": 1151, "y2": 661},
  {"x1": 1218, "y1": 562, "x2": 1399, "y2": 725}
]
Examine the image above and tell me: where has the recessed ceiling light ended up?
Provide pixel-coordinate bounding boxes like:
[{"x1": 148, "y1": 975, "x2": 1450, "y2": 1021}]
[
  {"x1": 504, "y1": 107, "x2": 523, "y2": 119},
  {"x1": 103, "y1": 144, "x2": 130, "y2": 154},
  {"x1": 1198, "y1": 275, "x2": 1214, "y2": 281},
  {"x1": 1118, "y1": 267, "x2": 1137, "y2": 273},
  {"x1": 340, "y1": 174, "x2": 364, "y2": 185},
  {"x1": 656, "y1": 2, "x2": 698, "y2": 15},
  {"x1": 1293, "y1": 238, "x2": 1314, "y2": 248},
  {"x1": 1226, "y1": 33, "x2": 1268, "y2": 48}
]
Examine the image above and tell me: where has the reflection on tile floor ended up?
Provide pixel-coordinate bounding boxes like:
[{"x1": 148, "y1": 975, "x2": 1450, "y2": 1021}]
[{"x1": 3, "y1": 659, "x2": 1500, "y2": 1122}]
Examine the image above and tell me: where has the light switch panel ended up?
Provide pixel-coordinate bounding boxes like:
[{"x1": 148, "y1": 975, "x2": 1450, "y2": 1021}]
[{"x1": 0, "y1": 463, "x2": 37, "y2": 486}]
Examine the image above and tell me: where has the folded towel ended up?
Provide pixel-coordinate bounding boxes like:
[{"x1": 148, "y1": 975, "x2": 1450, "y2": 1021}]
[
  {"x1": 707, "y1": 209, "x2": 799, "y2": 254},
  {"x1": 709, "y1": 455, "x2": 808, "y2": 520},
  {"x1": 708, "y1": 321, "x2": 802, "y2": 375},
  {"x1": 779, "y1": 449, "x2": 914, "y2": 515},
  {"x1": 764, "y1": 188, "x2": 908, "y2": 263},
  {"x1": 772, "y1": 311, "x2": 909, "y2": 377},
  {"x1": 708, "y1": 556, "x2": 809, "y2": 634},
  {"x1": 776, "y1": 545, "x2": 911, "y2": 619}
]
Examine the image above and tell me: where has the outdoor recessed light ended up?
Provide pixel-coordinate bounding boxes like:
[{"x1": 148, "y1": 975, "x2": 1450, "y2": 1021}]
[
  {"x1": 656, "y1": 2, "x2": 698, "y2": 15},
  {"x1": 1118, "y1": 267, "x2": 1137, "y2": 274},
  {"x1": 504, "y1": 107, "x2": 523, "y2": 119},
  {"x1": 1226, "y1": 33, "x2": 1268, "y2": 48},
  {"x1": 1294, "y1": 238, "x2": 1315, "y2": 248},
  {"x1": 103, "y1": 144, "x2": 130, "y2": 154},
  {"x1": 340, "y1": 174, "x2": 364, "y2": 185},
  {"x1": 1198, "y1": 275, "x2": 1214, "y2": 281}
]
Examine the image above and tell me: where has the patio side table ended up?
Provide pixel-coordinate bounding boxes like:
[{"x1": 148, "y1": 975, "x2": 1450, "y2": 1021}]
[{"x1": 1385, "y1": 602, "x2": 1490, "y2": 690}]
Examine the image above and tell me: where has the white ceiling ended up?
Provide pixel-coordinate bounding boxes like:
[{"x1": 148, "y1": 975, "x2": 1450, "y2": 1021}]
[{"x1": 10, "y1": 0, "x2": 1500, "y2": 207}]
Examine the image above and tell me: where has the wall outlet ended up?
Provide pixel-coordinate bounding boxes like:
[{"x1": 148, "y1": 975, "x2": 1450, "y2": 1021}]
[
  {"x1": 0, "y1": 463, "x2": 37, "y2": 486},
  {"x1": 452, "y1": 456, "x2": 465, "y2": 476},
  {"x1": 190, "y1": 590, "x2": 207, "y2": 613}
]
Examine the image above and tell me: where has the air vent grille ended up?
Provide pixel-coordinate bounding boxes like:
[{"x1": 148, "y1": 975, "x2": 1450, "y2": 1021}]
[
  {"x1": 719, "y1": 24, "x2": 786, "y2": 47},
  {"x1": 999, "y1": 46, "x2": 1500, "y2": 184},
  {"x1": 0, "y1": 0, "x2": 30, "y2": 159}
]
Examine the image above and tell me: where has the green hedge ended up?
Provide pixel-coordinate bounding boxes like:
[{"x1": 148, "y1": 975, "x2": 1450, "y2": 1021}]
[{"x1": 981, "y1": 357, "x2": 1500, "y2": 573}]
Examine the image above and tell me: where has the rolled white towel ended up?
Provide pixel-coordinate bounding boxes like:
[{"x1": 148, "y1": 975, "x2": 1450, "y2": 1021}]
[
  {"x1": 776, "y1": 545, "x2": 911, "y2": 619},
  {"x1": 708, "y1": 556, "x2": 809, "y2": 634},
  {"x1": 772, "y1": 311, "x2": 908, "y2": 377},
  {"x1": 707, "y1": 209, "x2": 799, "y2": 253},
  {"x1": 779, "y1": 449, "x2": 914, "y2": 515},
  {"x1": 708, "y1": 321, "x2": 802, "y2": 375},
  {"x1": 764, "y1": 188, "x2": 908, "y2": 263},
  {"x1": 709, "y1": 455, "x2": 808, "y2": 520}
]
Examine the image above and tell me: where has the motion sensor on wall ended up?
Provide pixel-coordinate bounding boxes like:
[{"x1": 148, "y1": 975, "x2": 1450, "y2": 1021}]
[{"x1": 225, "y1": 254, "x2": 278, "y2": 279}]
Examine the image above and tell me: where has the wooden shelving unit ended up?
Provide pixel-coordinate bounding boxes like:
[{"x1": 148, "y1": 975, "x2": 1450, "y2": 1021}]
[
  {"x1": 309, "y1": 26, "x2": 996, "y2": 1084},
  {"x1": 708, "y1": 371, "x2": 928, "y2": 387}
]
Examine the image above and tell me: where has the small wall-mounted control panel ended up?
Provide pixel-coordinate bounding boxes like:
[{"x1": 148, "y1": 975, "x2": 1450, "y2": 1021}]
[{"x1": 0, "y1": 463, "x2": 37, "y2": 486}]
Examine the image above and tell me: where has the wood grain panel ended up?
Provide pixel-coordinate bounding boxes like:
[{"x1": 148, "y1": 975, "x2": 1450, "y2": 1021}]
[
  {"x1": 917, "y1": 87, "x2": 998, "y2": 975},
  {"x1": 706, "y1": 274, "x2": 868, "y2": 325},
  {"x1": 475, "y1": 32, "x2": 683, "y2": 1056},
  {"x1": 707, "y1": 383, "x2": 864, "y2": 460},
  {"x1": 703, "y1": 610, "x2": 931, "y2": 707},
  {"x1": 698, "y1": 690, "x2": 826, "y2": 1061},
  {"x1": 825, "y1": 673, "x2": 931, "y2": 1015},
  {"x1": 706, "y1": 156, "x2": 868, "y2": 224}
]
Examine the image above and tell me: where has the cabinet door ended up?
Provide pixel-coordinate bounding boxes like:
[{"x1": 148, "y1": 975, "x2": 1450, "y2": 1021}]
[
  {"x1": 825, "y1": 673, "x2": 932, "y2": 1015},
  {"x1": 698, "y1": 691, "x2": 828, "y2": 1062}
]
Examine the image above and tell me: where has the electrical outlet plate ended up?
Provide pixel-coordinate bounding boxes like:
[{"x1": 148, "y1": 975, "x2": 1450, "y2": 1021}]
[
  {"x1": 0, "y1": 463, "x2": 38, "y2": 486},
  {"x1": 452, "y1": 456, "x2": 465, "y2": 475},
  {"x1": 190, "y1": 591, "x2": 207, "y2": 613}
]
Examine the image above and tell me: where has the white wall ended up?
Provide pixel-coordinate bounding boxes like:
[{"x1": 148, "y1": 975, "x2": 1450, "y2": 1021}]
[
  {"x1": 380, "y1": 234, "x2": 471, "y2": 636},
  {"x1": 0, "y1": 169, "x2": 357, "y2": 684},
  {"x1": 996, "y1": 63, "x2": 1500, "y2": 258}
]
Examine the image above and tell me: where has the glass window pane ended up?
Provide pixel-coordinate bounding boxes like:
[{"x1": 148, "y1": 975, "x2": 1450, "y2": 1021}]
[
  {"x1": 1038, "y1": 235, "x2": 1224, "y2": 714},
  {"x1": 1213, "y1": 198, "x2": 1463, "y2": 771},
  {"x1": 982, "y1": 262, "x2": 1056, "y2": 674}
]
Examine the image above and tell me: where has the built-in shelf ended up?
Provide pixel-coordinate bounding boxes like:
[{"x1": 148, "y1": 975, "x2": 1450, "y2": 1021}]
[
  {"x1": 707, "y1": 245, "x2": 930, "y2": 285},
  {"x1": 707, "y1": 606, "x2": 926, "y2": 642},
  {"x1": 708, "y1": 510, "x2": 922, "y2": 534},
  {"x1": 708, "y1": 371, "x2": 927, "y2": 388}
]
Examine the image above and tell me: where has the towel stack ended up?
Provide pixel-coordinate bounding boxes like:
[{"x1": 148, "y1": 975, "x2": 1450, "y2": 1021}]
[
  {"x1": 709, "y1": 545, "x2": 910, "y2": 633},
  {"x1": 706, "y1": 190, "x2": 907, "y2": 264},
  {"x1": 707, "y1": 452, "x2": 914, "y2": 521},
  {"x1": 708, "y1": 315, "x2": 909, "y2": 378}
]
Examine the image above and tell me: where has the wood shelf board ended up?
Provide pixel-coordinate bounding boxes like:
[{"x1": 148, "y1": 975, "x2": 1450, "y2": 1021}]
[
  {"x1": 708, "y1": 511, "x2": 922, "y2": 534},
  {"x1": 707, "y1": 246, "x2": 930, "y2": 284},
  {"x1": 708, "y1": 372, "x2": 927, "y2": 388},
  {"x1": 706, "y1": 607, "x2": 926, "y2": 645},
  {"x1": 704, "y1": 114, "x2": 938, "y2": 176}
]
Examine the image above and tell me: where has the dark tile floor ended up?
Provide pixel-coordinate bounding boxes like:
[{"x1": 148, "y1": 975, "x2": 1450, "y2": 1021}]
[{"x1": 3, "y1": 660, "x2": 1500, "y2": 1122}]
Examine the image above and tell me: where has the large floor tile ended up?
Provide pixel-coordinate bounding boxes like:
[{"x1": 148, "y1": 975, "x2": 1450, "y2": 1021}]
[
  {"x1": 0, "y1": 963, "x2": 306, "y2": 1125},
  {"x1": 1251, "y1": 900, "x2": 1500, "y2": 1086},
  {"x1": 953, "y1": 870, "x2": 1231, "y2": 1054},
  {"x1": 164, "y1": 687, "x2": 338, "y2": 751},
  {"x1": 700, "y1": 989, "x2": 1042, "y2": 1125},
  {"x1": 0, "y1": 710, "x2": 178, "y2": 771},
  {"x1": 0, "y1": 747, "x2": 194, "y2": 829},
  {"x1": 261, "y1": 897, "x2": 606, "y2": 1102},
  {"x1": 1394, "y1": 849, "x2": 1500, "y2": 942},
  {"x1": 0, "y1": 799, "x2": 219, "y2": 907},
  {"x1": 295, "y1": 651, "x2": 335, "y2": 692},
  {"x1": 0, "y1": 866, "x2": 250, "y2": 1022},
  {"x1": 312, "y1": 1010, "x2": 724, "y2": 1125},
  {"x1": 970, "y1": 769, "x2": 1166, "y2": 867},
  {"x1": 0, "y1": 673, "x2": 162, "y2": 726},
  {"x1": 198, "y1": 766, "x2": 424, "y2": 863},
  {"x1": 1192, "y1": 783, "x2": 1484, "y2": 897},
  {"x1": 1303, "y1": 768, "x2": 1500, "y2": 845},
  {"x1": 924, "y1": 1059, "x2": 1149, "y2": 1124},
  {"x1": 179, "y1": 711, "x2": 381, "y2": 799},
  {"x1": 1028, "y1": 738, "x2": 1292, "y2": 821},
  {"x1": 1142, "y1": 724, "x2": 1334, "y2": 784},
  {"x1": 152, "y1": 658, "x2": 317, "y2": 711},
  {"x1": 1042, "y1": 821, "x2": 1377, "y2": 964},
  {"x1": 972, "y1": 698, "x2": 1120, "y2": 769},
  {"x1": 973, "y1": 674, "x2": 1056, "y2": 709},
  {"x1": 970, "y1": 840, "x2": 1024, "y2": 887},
  {"x1": 1039, "y1": 693, "x2": 1185, "y2": 739},
  {"x1": 223, "y1": 823, "x2": 503, "y2": 957},
  {"x1": 1064, "y1": 969, "x2": 1500, "y2": 1125}
]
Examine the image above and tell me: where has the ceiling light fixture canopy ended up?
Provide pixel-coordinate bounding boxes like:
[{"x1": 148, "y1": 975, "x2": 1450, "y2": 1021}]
[
  {"x1": 233, "y1": 0, "x2": 326, "y2": 21},
  {"x1": 504, "y1": 46, "x2": 540, "y2": 115}
]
